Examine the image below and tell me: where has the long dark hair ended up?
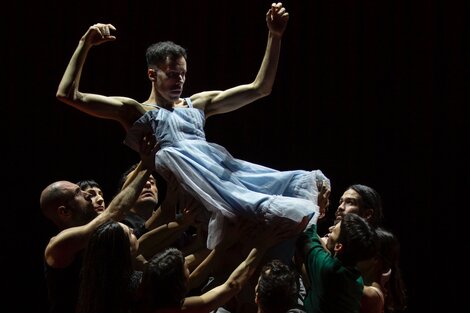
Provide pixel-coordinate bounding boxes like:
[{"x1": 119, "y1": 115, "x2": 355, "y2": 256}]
[
  {"x1": 76, "y1": 179, "x2": 102, "y2": 191},
  {"x1": 76, "y1": 221, "x2": 133, "y2": 313},
  {"x1": 348, "y1": 184, "x2": 384, "y2": 227},
  {"x1": 376, "y1": 227, "x2": 407, "y2": 313}
]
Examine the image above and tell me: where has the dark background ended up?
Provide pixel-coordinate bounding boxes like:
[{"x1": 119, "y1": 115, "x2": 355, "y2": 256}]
[{"x1": 4, "y1": 0, "x2": 465, "y2": 311}]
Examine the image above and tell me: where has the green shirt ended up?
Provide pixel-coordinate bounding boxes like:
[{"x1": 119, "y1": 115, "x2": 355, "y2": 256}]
[{"x1": 303, "y1": 224, "x2": 364, "y2": 313}]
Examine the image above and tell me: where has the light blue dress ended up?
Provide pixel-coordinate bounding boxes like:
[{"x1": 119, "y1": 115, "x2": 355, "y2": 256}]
[{"x1": 125, "y1": 98, "x2": 329, "y2": 249}]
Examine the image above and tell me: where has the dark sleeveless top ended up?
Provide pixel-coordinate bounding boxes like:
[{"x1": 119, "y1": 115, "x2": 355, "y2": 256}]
[{"x1": 44, "y1": 254, "x2": 82, "y2": 313}]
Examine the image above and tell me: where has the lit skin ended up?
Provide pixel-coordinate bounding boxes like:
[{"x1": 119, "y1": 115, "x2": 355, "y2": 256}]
[
  {"x1": 43, "y1": 182, "x2": 97, "y2": 229},
  {"x1": 42, "y1": 135, "x2": 157, "y2": 269},
  {"x1": 129, "y1": 174, "x2": 158, "y2": 221},
  {"x1": 335, "y1": 189, "x2": 363, "y2": 224},
  {"x1": 138, "y1": 176, "x2": 158, "y2": 204},
  {"x1": 82, "y1": 186, "x2": 105, "y2": 214},
  {"x1": 323, "y1": 188, "x2": 373, "y2": 237},
  {"x1": 56, "y1": 3, "x2": 289, "y2": 130},
  {"x1": 55, "y1": 4, "x2": 293, "y2": 255},
  {"x1": 180, "y1": 218, "x2": 307, "y2": 313},
  {"x1": 328, "y1": 189, "x2": 385, "y2": 313},
  {"x1": 325, "y1": 220, "x2": 342, "y2": 255}
]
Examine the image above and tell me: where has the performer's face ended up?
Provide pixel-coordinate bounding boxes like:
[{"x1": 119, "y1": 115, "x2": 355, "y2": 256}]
[{"x1": 152, "y1": 56, "x2": 187, "y2": 102}]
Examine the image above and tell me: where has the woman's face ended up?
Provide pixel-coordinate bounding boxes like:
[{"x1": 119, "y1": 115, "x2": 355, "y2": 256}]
[{"x1": 82, "y1": 186, "x2": 105, "y2": 214}]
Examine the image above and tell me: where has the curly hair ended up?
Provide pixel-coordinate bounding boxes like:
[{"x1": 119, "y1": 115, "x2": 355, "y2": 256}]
[{"x1": 139, "y1": 248, "x2": 187, "y2": 310}]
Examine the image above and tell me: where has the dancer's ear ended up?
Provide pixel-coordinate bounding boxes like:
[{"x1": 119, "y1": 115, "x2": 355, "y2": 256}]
[{"x1": 148, "y1": 68, "x2": 157, "y2": 81}]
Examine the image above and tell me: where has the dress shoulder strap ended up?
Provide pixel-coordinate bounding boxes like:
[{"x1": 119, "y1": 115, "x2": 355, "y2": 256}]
[{"x1": 184, "y1": 97, "x2": 193, "y2": 108}]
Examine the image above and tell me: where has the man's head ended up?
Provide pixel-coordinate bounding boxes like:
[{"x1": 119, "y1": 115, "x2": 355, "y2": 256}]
[
  {"x1": 327, "y1": 213, "x2": 378, "y2": 267},
  {"x1": 146, "y1": 41, "x2": 187, "y2": 68},
  {"x1": 118, "y1": 164, "x2": 159, "y2": 220},
  {"x1": 146, "y1": 41, "x2": 188, "y2": 103},
  {"x1": 255, "y1": 259, "x2": 299, "y2": 313},
  {"x1": 334, "y1": 184, "x2": 383, "y2": 227},
  {"x1": 77, "y1": 179, "x2": 105, "y2": 214},
  {"x1": 40, "y1": 180, "x2": 97, "y2": 230}
]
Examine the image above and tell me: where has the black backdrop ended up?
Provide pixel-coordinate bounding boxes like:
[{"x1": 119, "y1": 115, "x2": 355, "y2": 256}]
[{"x1": 4, "y1": 0, "x2": 465, "y2": 311}]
